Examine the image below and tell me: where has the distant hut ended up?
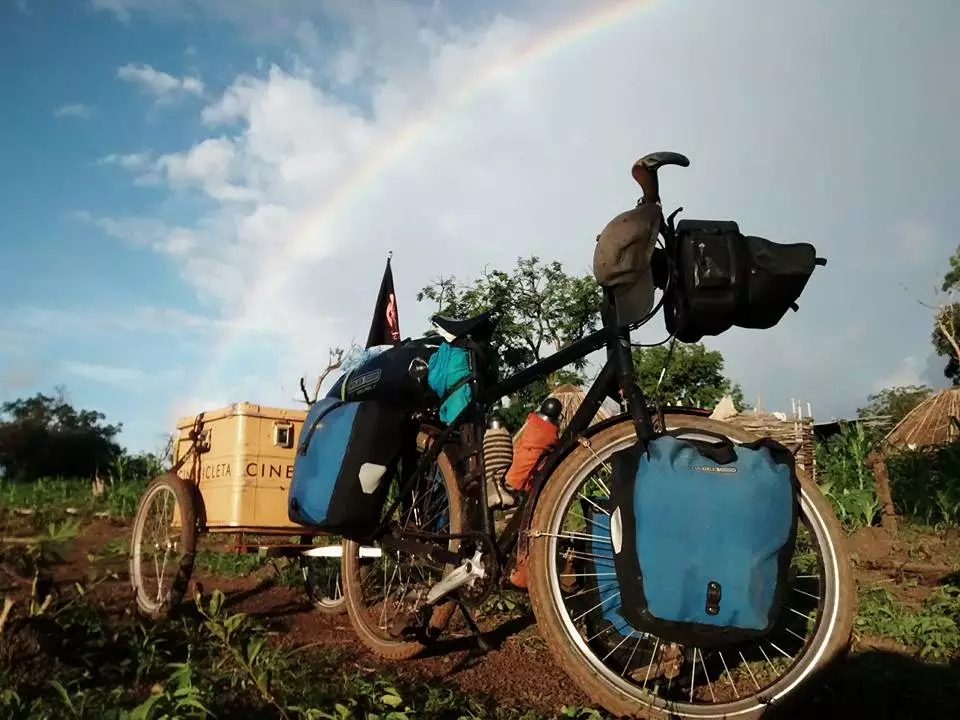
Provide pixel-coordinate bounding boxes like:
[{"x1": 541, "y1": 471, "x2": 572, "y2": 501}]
[
  {"x1": 708, "y1": 395, "x2": 817, "y2": 482},
  {"x1": 883, "y1": 387, "x2": 959, "y2": 451}
]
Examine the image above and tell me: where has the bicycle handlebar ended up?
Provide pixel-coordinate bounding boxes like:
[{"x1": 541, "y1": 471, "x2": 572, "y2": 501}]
[{"x1": 631, "y1": 151, "x2": 690, "y2": 205}]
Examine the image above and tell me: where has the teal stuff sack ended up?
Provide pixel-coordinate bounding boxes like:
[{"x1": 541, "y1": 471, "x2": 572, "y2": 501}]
[{"x1": 427, "y1": 342, "x2": 473, "y2": 423}]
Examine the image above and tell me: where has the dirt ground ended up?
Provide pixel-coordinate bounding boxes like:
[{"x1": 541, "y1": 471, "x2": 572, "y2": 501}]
[{"x1": 6, "y1": 517, "x2": 960, "y2": 718}]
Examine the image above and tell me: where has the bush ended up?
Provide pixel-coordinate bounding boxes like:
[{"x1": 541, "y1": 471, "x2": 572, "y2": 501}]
[{"x1": 887, "y1": 444, "x2": 960, "y2": 527}]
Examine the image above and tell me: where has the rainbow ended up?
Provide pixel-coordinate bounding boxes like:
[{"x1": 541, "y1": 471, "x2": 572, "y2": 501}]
[{"x1": 194, "y1": 0, "x2": 660, "y2": 400}]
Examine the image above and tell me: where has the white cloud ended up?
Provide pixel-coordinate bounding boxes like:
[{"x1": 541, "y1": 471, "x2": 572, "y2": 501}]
[
  {"x1": 81, "y1": 0, "x2": 960, "y2": 429},
  {"x1": 61, "y1": 361, "x2": 151, "y2": 386},
  {"x1": 156, "y1": 137, "x2": 257, "y2": 201},
  {"x1": 117, "y1": 63, "x2": 206, "y2": 102},
  {"x1": 876, "y1": 355, "x2": 926, "y2": 391},
  {"x1": 90, "y1": 8, "x2": 609, "y2": 415},
  {"x1": 90, "y1": 0, "x2": 137, "y2": 22},
  {"x1": 97, "y1": 151, "x2": 153, "y2": 169},
  {"x1": 3, "y1": 305, "x2": 219, "y2": 338},
  {"x1": 82, "y1": 213, "x2": 169, "y2": 247},
  {"x1": 54, "y1": 103, "x2": 93, "y2": 119}
]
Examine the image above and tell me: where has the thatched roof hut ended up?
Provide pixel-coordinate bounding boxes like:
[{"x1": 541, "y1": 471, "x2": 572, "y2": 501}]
[{"x1": 883, "y1": 387, "x2": 960, "y2": 450}]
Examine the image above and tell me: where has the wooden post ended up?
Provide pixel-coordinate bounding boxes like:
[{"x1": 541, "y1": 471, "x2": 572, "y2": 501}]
[{"x1": 867, "y1": 448, "x2": 898, "y2": 536}]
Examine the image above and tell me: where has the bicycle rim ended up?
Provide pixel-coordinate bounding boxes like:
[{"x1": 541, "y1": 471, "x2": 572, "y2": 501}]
[{"x1": 530, "y1": 419, "x2": 851, "y2": 718}]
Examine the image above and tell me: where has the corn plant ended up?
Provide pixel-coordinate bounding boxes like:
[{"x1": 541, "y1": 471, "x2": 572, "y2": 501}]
[{"x1": 815, "y1": 424, "x2": 879, "y2": 529}]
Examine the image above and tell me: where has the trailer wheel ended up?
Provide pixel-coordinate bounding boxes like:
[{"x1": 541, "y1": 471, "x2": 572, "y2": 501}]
[
  {"x1": 300, "y1": 535, "x2": 347, "y2": 615},
  {"x1": 129, "y1": 472, "x2": 198, "y2": 619}
]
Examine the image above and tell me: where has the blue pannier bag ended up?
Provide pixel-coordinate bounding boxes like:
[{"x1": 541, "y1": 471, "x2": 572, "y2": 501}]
[
  {"x1": 609, "y1": 429, "x2": 799, "y2": 649},
  {"x1": 562, "y1": 503, "x2": 660, "y2": 671},
  {"x1": 584, "y1": 504, "x2": 633, "y2": 637},
  {"x1": 288, "y1": 397, "x2": 407, "y2": 539},
  {"x1": 427, "y1": 342, "x2": 473, "y2": 424}
]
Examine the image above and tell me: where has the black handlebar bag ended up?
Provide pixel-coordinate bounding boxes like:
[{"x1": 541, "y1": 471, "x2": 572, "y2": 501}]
[{"x1": 664, "y1": 219, "x2": 823, "y2": 343}]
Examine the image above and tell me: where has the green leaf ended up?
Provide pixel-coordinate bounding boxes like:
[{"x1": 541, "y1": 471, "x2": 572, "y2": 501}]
[
  {"x1": 48, "y1": 681, "x2": 76, "y2": 714},
  {"x1": 247, "y1": 636, "x2": 266, "y2": 665},
  {"x1": 208, "y1": 589, "x2": 224, "y2": 617},
  {"x1": 223, "y1": 612, "x2": 247, "y2": 635},
  {"x1": 129, "y1": 693, "x2": 164, "y2": 720},
  {"x1": 380, "y1": 693, "x2": 403, "y2": 708},
  {"x1": 174, "y1": 698, "x2": 211, "y2": 716}
]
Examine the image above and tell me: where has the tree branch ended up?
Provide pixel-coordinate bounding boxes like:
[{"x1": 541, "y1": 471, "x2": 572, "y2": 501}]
[
  {"x1": 935, "y1": 308, "x2": 960, "y2": 363},
  {"x1": 309, "y1": 348, "x2": 345, "y2": 403}
]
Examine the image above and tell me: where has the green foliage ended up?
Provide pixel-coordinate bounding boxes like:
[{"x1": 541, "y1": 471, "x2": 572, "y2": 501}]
[
  {"x1": 815, "y1": 417, "x2": 960, "y2": 528},
  {"x1": 886, "y1": 444, "x2": 960, "y2": 527},
  {"x1": 815, "y1": 423, "x2": 879, "y2": 529},
  {"x1": 856, "y1": 585, "x2": 960, "y2": 659},
  {"x1": 0, "y1": 388, "x2": 123, "y2": 481},
  {"x1": 1, "y1": 552, "x2": 600, "y2": 720},
  {"x1": 479, "y1": 588, "x2": 531, "y2": 616},
  {"x1": 941, "y1": 245, "x2": 960, "y2": 294},
  {"x1": 930, "y1": 246, "x2": 960, "y2": 384},
  {"x1": 0, "y1": 474, "x2": 149, "y2": 524},
  {"x1": 632, "y1": 342, "x2": 745, "y2": 410},
  {"x1": 856, "y1": 385, "x2": 933, "y2": 434},
  {"x1": 418, "y1": 256, "x2": 602, "y2": 428},
  {"x1": 931, "y1": 304, "x2": 960, "y2": 384}
]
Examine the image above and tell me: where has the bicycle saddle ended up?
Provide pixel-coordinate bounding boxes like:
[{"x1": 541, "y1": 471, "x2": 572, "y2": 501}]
[{"x1": 431, "y1": 309, "x2": 498, "y2": 340}]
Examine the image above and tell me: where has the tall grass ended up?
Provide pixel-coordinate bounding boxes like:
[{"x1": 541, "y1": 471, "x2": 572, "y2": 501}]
[{"x1": 0, "y1": 475, "x2": 149, "y2": 522}]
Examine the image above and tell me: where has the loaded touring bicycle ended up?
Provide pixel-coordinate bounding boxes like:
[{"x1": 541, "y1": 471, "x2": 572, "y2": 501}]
[{"x1": 139, "y1": 152, "x2": 856, "y2": 719}]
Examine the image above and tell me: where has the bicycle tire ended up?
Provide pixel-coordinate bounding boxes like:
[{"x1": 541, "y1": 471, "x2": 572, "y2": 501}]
[
  {"x1": 341, "y1": 428, "x2": 465, "y2": 660},
  {"x1": 527, "y1": 414, "x2": 855, "y2": 719},
  {"x1": 129, "y1": 472, "x2": 198, "y2": 619}
]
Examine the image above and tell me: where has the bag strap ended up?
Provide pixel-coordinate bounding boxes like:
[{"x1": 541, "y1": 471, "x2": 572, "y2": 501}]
[{"x1": 439, "y1": 373, "x2": 474, "y2": 403}]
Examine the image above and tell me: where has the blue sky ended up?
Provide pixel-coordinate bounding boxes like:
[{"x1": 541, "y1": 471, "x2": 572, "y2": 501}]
[{"x1": 1, "y1": 0, "x2": 957, "y2": 454}]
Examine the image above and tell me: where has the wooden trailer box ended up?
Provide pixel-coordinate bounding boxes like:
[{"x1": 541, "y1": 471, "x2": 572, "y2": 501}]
[{"x1": 173, "y1": 402, "x2": 309, "y2": 532}]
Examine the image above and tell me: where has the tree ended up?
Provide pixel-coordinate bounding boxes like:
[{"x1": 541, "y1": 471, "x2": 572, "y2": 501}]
[
  {"x1": 0, "y1": 388, "x2": 123, "y2": 481},
  {"x1": 418, "y1": 256, "x2": 602, "y2": 427},
  {"x1": 856, "y1": 384, "x2": 932, "y2": 433},
  {"x1": 932, "y1": 246, "x2": 960, "y2": 384},
  {"x1": 632, "y1": 343, "x2": 746, "y2": 411}
]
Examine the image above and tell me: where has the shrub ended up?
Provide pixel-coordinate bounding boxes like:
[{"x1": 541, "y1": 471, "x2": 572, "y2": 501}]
[{"x1": 886, "y1": 444, "x2": 960, "y2": 527}]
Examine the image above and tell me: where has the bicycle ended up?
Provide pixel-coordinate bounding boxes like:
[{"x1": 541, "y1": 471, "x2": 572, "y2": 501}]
[{"x1": 337, "y1": 152, "x2": 855, "y2": 718}]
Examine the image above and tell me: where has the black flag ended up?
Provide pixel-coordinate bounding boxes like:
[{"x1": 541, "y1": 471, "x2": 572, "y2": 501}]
[{"x1": 365, "y1": 254, "x2": 400, "y2": 348}]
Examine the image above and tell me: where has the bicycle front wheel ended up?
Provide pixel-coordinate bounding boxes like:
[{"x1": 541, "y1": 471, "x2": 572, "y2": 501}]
[{"x1": 526, "y1": 415, "x2": 855, "y2": 719}]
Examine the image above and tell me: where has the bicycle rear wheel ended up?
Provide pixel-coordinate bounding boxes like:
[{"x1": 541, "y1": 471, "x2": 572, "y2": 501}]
[
  {"x1": 300, "y1": 535, "x2": 347, "y2": 615},
  {"x1": 527, "y1": 414, "x2": 855, "y2": 719},
  {"x1": 341, "y1": 428, "x2": 464, "y2": 660}
]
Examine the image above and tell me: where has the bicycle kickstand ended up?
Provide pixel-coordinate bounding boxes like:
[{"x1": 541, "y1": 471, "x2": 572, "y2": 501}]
[{"x1": 458, "y1": 600, "x2": 492, "y2": 653}]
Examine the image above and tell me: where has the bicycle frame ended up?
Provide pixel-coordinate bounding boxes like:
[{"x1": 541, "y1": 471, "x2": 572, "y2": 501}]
[
  {"x1": 373, "y1": 192, "x2": 683, "y2": 585},
  {"x1": 373, "y1": 288, "x2": 662, "y2": 584}
]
